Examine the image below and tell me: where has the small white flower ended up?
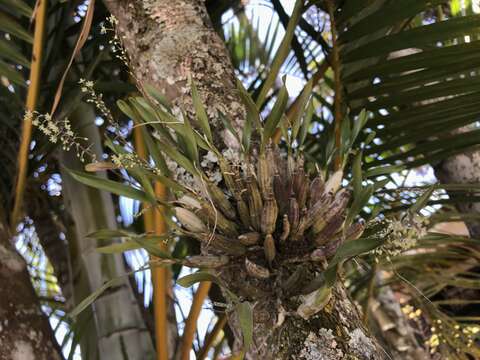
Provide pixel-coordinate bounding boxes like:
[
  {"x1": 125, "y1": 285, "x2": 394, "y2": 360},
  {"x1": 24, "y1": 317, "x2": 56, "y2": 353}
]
[
  {"x1": 108, "y1": 15, "x2": 118, "y2": 25},
  {"x1": 111, "y1": 155, "x2": 122, "y2": 167},
  {"x1": 47, "y1": 122, "x2": 58, "y2": 132}
]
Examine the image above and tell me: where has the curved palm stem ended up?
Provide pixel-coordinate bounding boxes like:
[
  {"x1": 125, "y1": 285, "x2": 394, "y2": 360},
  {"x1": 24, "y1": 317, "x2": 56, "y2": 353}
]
[
  {"x1": 134, "y1": 128, "x2": 169, "y2": 360},
  {"x1": 153, "y1": 181, "x2": 169, "y2": 360},
  {"x1": 212, "y1": 335, "x2": 225, "y2": 360},
  {"x1": 197, "y1": 313, "x2": 228, "y2": 360},
  {"x1": 11, "y1": 0, "x2": 47, "y2": 229},
  {"x1": 180, "y1": 281, "x2": 212, "y2": 360}
]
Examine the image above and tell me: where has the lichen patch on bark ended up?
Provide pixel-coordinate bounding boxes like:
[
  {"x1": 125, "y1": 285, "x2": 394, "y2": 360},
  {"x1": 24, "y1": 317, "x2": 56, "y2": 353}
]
[
  {"x1": 299, "y1": 329, "x2": 344, "y2": 360},
  {"x1": 11, "y1": 340, "x2": 35, "y2": 360},
  {"x1": 435, "y1": 127, "x2": 480, "y2": 237},
  {"x1": 348, "y1": 328, "x2": 376, "y2": 359}
]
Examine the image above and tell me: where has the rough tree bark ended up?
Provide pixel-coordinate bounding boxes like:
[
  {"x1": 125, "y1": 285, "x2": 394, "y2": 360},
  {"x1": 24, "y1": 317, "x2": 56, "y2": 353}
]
[
  {"x1": 103, "y1": 0, "x2": 245, "y2": 149},
  {"x1": 103, "y1": 0, "x2": 387, "y2": 358},
  {"x1": 433, "y1": 130, "x2": 480, "y2": 318},
  {"x1": 0, "y1": 220, "x2": 63, "y2": 360},
  {"x1": 435, "y1": 133, "x2": 480, "y2": 238}
]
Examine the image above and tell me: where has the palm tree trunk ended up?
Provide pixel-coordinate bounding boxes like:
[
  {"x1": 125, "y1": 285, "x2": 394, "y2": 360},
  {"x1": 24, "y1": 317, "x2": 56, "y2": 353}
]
[
  {"x1": 60, "y1": 103, "x2": 155, "y2": 360},
  {"x1": 435, "y1": 133, "x2": 480, "y2": 237},
  {"x1": 103, "y1": 0, "x2": 245, "y2": 146},
  {"x1": 102, "y1": 1, "x2": 386, "y2": 357},
  {"x1": 235, "y1": 280, "x2": 384, "y2": 359},
  {"x1": 0, "y1": 220, "x2": 63, "y2": 360}
]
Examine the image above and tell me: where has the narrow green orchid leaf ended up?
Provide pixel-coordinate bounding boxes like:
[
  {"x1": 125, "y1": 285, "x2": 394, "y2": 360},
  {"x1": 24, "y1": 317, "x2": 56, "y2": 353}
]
[
  {"x1": 177, "y1": 271, "x2": 221, "y2": 288},
  {"x1": 157, "y1": 138, "x2": 197, "y2": 175},
  {"x1": 237, "y1": 301, "x2": 253, "y2": 350},
  {"x1": 237, "y1": 79, "x2": 262, "y2": 131},
  {"x1": 218, "y1": 110, "x2": 240, "y2": 144},
  {"x1": 345, "y1": 184, "x2": 373, "y2": 227},
  {"x1": 67, "y1": 169, "x2": 151, "y2": 203},
  {"x1": 190, "y1": 78, "x2": 213, "y2": 143},
  {"x1": 409, "y1": 187, "x2": 435, "y2": 214},
  {"x1": 144, "y1": 84, "x2": 172, "y2": 110},
  {"x1": 87, "y1": 229, "x2": 133, "y2": 239},
  {"x1": 298, "y1": 100, "x2": 314, "y2": 148},
  {"x1": 327, "y1": 235, "x2": 385, "y2": 271},
  {"x1": 291, "y1": 79, "x2": 313, "y2": 141},
  {"x1": 352, "y1": 151, "x2": 363, "y2": 196},
  {"x1": 255, "y1": 0, "x2": 303, "y2": 107},
  {"x1": 140, "y1": 126, "x2": 170, "y2": 175},
  {"x1": 69, "y1": 277, "x2": 124, "y2": 318},
  {"x1": 263, "y1": 82, "x2": 289, "y2": 149}
]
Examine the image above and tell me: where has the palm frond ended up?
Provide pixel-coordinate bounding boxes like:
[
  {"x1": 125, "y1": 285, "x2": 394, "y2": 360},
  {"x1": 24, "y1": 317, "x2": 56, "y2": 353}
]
[{"x1": 335, "y1": 1, "x2": 480, "y2": 173}]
